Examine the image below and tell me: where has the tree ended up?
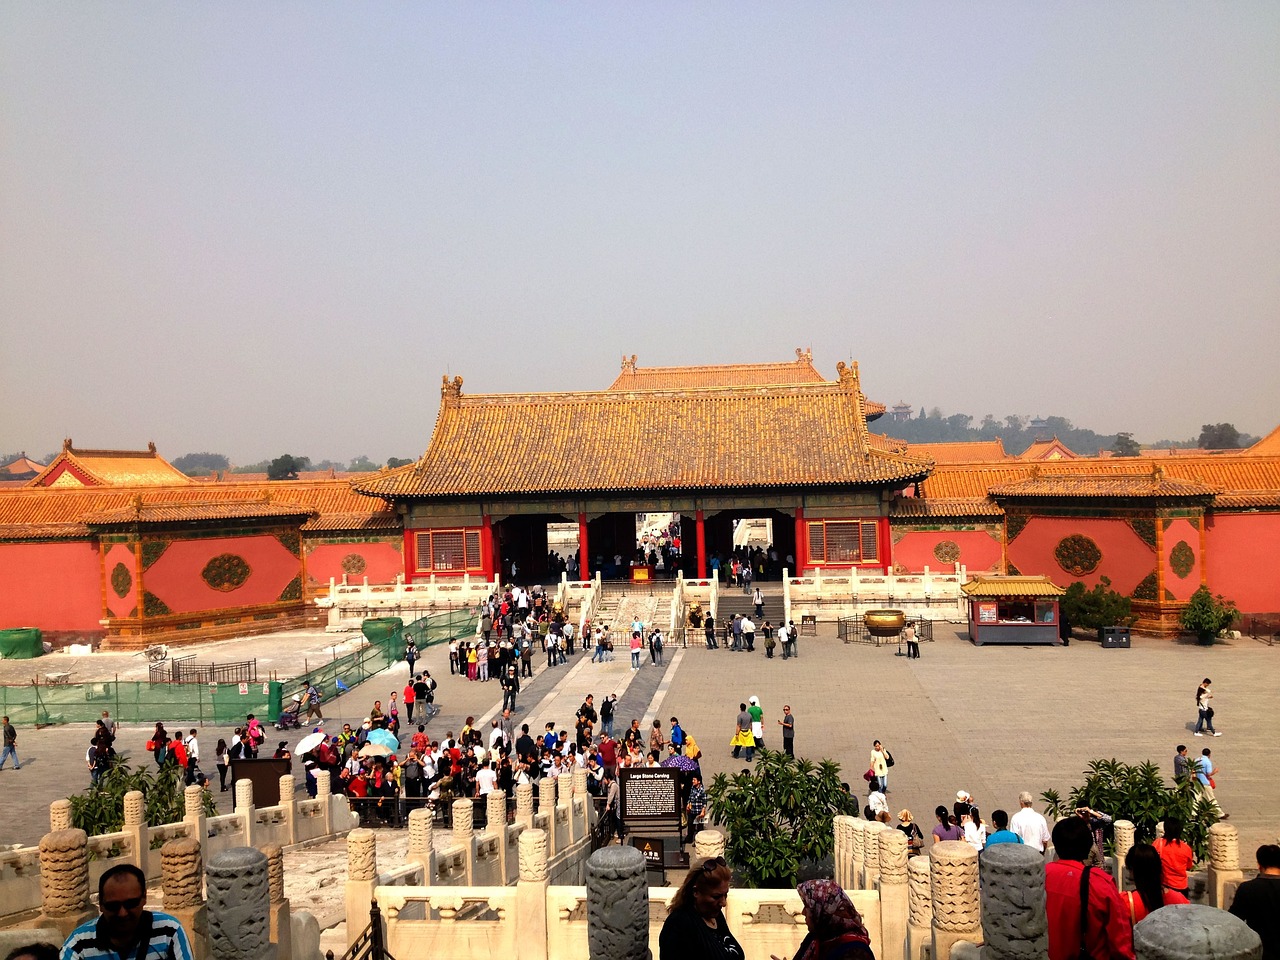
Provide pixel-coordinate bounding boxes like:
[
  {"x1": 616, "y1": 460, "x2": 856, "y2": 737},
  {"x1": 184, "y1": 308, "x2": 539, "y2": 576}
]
[
  {"x1": 1060, "y1": 577, "x2": 1135, "y2": 631},
  {"x1": 387, "y1": 457, "x2": 413, "y2": 468},
  {"x1": 1179, "y1": 585, "x2": 1237, "y2": 645},
  {"x1": 706, "y1": 749, "x2": 859, "y2": 888},
  {"x1": 348, "y1": 455, "x2": 378, "y2": 472},
  {"x1": 1041, "y1": 758, "x2": 1219, "y2": 861},
  {"x1": 1197, "y1": 423, "x2": 1242, "y2": 449},
  {"x1": 69, "y1": 761, "x2": 215, "y2": 836},
  {"x1": 171, "y1": 452, "x2": 230, "y2": 477},
  {"x1": 267, "y1": 454, "x2": 310, "y2": 480},
  {"x1": 1111, "y1": 432, "x2": 1141, "y2": 457}
]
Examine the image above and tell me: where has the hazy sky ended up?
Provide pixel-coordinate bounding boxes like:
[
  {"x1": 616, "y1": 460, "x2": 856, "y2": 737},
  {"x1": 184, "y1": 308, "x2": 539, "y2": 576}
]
[{"x1": 3, "y1": 4, "x2": 1277, "y2": 465}]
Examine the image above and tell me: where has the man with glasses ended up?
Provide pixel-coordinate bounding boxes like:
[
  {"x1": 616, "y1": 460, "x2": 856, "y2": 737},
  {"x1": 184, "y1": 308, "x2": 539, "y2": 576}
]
[{"x1": 61, "y1": 863, "x2": 193, "y2": 960}]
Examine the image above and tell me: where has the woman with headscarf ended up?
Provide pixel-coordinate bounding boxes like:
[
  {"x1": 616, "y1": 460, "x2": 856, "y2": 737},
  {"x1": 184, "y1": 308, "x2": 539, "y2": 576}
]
[
  {"x1": 772, "y1": 880, "x2": 875, "y2": 960},
  {"x1": 659, "y1": 856, "x2": 743, "y2": 960}
]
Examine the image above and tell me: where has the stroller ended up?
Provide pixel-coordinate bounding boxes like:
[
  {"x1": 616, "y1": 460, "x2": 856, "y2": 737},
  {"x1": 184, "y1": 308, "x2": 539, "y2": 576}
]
[{"x1": 275, "y1": 694, "x2": 303, "y2": 730}]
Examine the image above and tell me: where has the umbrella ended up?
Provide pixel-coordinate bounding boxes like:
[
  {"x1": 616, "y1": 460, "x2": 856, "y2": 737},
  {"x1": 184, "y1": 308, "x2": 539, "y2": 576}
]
[
  {"x1": 296, "y1": 732, "x2": 326, "y2": 755},
  {"x1": 358, "y1": 742, "x2": 393, "y2": 758},
  {"x1": 662, "y1": 754, "x2": 699, "y2": 772},
  {"x1": 366, "y1": 729, "x2": 399, "y2": 750}
]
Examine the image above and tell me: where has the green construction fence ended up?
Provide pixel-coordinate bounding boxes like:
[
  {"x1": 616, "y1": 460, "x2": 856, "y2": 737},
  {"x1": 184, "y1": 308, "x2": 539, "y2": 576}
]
[{"x1": 0, "y1": 679, "x2": 283, "y2": 728}]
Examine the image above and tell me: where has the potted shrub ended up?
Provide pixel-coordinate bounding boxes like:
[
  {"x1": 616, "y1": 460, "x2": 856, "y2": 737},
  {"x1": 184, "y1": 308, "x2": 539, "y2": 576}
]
[
  {"x1": 1180, "y1": 586, "x2": 1237, "y2": 646},
  {"x1": 1061, "y1": 576, "x2": 1136, "y2": 643}
]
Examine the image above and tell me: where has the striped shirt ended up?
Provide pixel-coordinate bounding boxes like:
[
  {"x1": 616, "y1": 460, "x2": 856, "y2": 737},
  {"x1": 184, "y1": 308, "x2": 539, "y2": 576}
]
[{"x1": 61, "y1": 911, "x2": 194, "y2": 960}]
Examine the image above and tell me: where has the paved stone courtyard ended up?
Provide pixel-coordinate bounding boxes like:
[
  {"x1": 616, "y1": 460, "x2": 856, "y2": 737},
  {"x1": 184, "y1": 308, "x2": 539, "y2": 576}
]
[{"x1": 2, "y1": 620, "x2": 1275, "y2": 862}]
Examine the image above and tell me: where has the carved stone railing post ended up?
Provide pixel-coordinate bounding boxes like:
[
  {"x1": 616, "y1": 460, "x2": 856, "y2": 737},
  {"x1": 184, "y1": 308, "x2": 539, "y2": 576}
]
[
  {"x1": 263, "y1": 844, "x2": 290, "y2": 960},
  {"x1": 864, "y1": 821, "x2": 887, "y2": 890},
  {"x1": 36, "y1": 829, "x2": 94, "y2": 938},
  {"x1": 573, "y1": 768, "x2": 591, "y2": 826},
  {"x1": 849, "y1": 817, "x2": 867, "y2": 889},
  {"x1": 487, "y1": 790, "x2": 508, "y2": 879},
  {"x1": 833, "y1": 816, "x2": 856, "y2": 890},
  {"x1": 344, "y1": 829, "x2": 377, "y2": 938},
  {"x1": 206, "y1": 847, "x2": 274, "y2": 960},
  {"x1": 516, "y1": 782, "x2": 535, "y2": 827},
  {"x1": 315, "y1": 770, "x2": 333, "y2": 835},
  {"x1": 516, "y1": 829, "x2": 550, "y2": 960},
  {"x1": 1208, "y1": 822, "x2": 1245, "y2": 909},
  {"x1": 878, "y1": 828, "x2": 909, "y2": 960},
  {"x1": 407, "y1": 807, "x2": 435, "y2": 885},
  {"x1": 123, "y1": 789, "x2": 149, "y2": 873},
  {"x1": 49, "y1": 799, "x2": 72, "y2": 832},
  {"x1": 979, "y1": 842, "x2": 1047, "y2": 960},
  {"x1": 930, "y1": 840, "x2": 981, "y2": 960},
  {"x1": 1133, "y1": 903, "x2": 1261, "y2": 960},
  {"x1": 694, "y1": 830, "x2": 726, "y2": 861},
  {"x1": 184, "y1": 784, "x2": 208, "y2": 868},
  {"x1": 453, "y1": 798, "x2": 477, "y2": 884},
  {"x1": 162, "y1": 837, "x2": 207, "y2": 959},
  {"x1": 586, "y1": 845, "x2": 648, "y2": 960},
  {"x1": 235, "y1": 779, "x2": 256, "y2": 848},
  {"x1": 277, "y1": 775, "x2": 297, "y2": 846},
  {"x1": 907, "y1": 856, "x2": 933, "y2": 960},
  {"x1": 1113, "y1": 820, "x2": 1135, "y2": 891}
]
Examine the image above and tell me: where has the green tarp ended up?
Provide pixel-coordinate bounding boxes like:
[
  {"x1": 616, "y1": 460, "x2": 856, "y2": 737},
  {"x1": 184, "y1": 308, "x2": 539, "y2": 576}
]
[{"x1": 0, "y1": 628, "x2": 43, "y2": 659}]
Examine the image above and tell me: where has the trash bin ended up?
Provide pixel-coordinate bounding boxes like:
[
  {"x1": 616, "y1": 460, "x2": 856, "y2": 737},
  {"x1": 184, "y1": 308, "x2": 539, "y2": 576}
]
[{"x1": 1098, "y1": 626, "x2": 1131, "y2": 648}]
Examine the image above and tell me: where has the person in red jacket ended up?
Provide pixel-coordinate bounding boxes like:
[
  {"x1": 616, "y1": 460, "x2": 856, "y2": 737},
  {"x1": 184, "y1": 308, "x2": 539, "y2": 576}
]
[{"x1": 1045, "y1": 816, "x2": 1134, "y2": 960}]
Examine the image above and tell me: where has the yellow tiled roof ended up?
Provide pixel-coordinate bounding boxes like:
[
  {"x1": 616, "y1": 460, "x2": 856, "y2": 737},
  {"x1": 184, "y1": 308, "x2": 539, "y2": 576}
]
[
  {"x1": 84, "y1": 498, "x2": 316, "y2": 527},
  {"x1": 1017, "y1": 437, "x2": 1079, "y2": 460},
  {"x1": 989, "y1": 473, "x2": 1216, "y2": 499},
  {"x1": 908, "y1": 440, "x2": 1010, "y2": 463},
  {"x1": 29, "y1": 441, "x2": 192, "y2": 487},
  {"x1": 1247, "y1": 424, "x2": 1280, "y2": 456},
  {"x1": 356, "y1": 367, "x2": 932, "y2": 499},
  {"x1": 606, "y1": 351, "x2": 828, "y2": 390},
  {"x1": 961, "y1": 575, "x2": 1066, "y2": 597},
  {"x1": 890, "y1": 497, "x2": 1004, "y2": 518}
]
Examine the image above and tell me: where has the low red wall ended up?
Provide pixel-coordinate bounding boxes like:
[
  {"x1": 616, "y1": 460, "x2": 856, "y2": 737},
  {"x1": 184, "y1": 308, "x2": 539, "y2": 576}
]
[
  {"x1": 143, "y1": 534, "x2": 302, "y2": 613},
  {"x1": 1205, "y1": 512, "x2": 1280, "y2": 613},
  {"x1": 103, "y1": 542, "x2": 138, "y2": 619},
  {"x1": 306, "y1": 540, "x2": 403, "y2": 587},
  {"x1": 1160, "y1": 518, "x2": 1203, "y2": 602},
  {"x1": 0, "y1": 541, "x2": 103, "y2": 633},
  {"x1": 891, "y1": 530, "x2": 1002, "y2": 574},
  {"x1": 1007, "y1": 517, "x2": 1154, "y2": 595}
]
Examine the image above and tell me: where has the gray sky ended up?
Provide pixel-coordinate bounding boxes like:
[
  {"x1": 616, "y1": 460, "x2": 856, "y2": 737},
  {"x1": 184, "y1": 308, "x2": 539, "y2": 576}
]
[{"x1": 2, "y1": 4, "x2": 1277, "y2": 465}]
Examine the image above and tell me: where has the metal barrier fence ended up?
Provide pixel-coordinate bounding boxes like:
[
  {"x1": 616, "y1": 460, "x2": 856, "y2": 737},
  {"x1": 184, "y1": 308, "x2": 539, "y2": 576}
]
[
  {"x1": 149, "y1": 655, "x2": 257, "y2": 686},
  {"x1": 0, "y1": 679, "x2": 283, "y2": 728},
  {"x1": 837, "y1": 617, "x2": 935, "y2": 646},
  {"x1": 1243, "y1": 616, "x2": 1279, "y2": 646}
]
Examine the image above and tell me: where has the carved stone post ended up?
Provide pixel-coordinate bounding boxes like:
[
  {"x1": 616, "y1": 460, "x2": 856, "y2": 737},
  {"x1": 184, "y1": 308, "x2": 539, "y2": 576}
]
[
  {"x1": 277, "y1": 775, "x2": 297, "y2": 845},
  {"x1": 516, "y1": 782, "x2": 535, "y2": 827},
  {"x1": 864, "y1": 821, "x2": 887, "y2": 890},
  {"x1": 1208, "y1": 822, "x2": 1245, "y2": 909},
  {"x1": 1113, "y1": 820, "x2": 1135, "y2": 891},
  {"x1": 487, "y1": 789, "x2": 508, "y2": 879},
  {"x1": 263, "y1": 844, "x2": 291, "y2": 960},
  {"x1": 184, "y1": 784, "x2": 208, "y2": 868},
  {"x1": 315, "y1": 770, "x2": 333, "y2": 835},
  {"x1": 36, "y1": 829, "x2": 94, "y2": 938},
  {"x1": 49, "y1": 799, "x2": 72, "y2": 832},
  {"x1": 849, "y1": 817, "x2": 867, "y2": 889},
  {"x1": 979, "y1": 842, "x2": 1047, "y2": 960},
  {"x1": 453, "y1": 797, "x2": 477, "y2": 883},
  {"x1": 694, "y1": 830, "x2": 726, "y2": 861},
  {"x1": 930, "y1": 840, "x2": 982, "y2": 960},
  {"x1": 235, "y1": 779, "x2": 256, "y2": 848},
  {"x1": 206, "y1": 847, "x2": 274, "y2": 960},
  {"x1": 123, "y1": 789, "x2": 149, "y2": 872},
  {"x1": 573, "y1": 768, "x2": 591, "y2": 832},
  {"x1": 162, "y1": 837, "x2": 207, "y2": 960},
  {"x1": 833, "y1": 816, "x2": 856, "y2": 891},
  {"x1": 878, "y1": 828, "x2": 909, "y2": 960},
  {"x1": 344, "y1": 829, "x2": 378, "y2": 939},
  {"x1": 516, "y1": 829, "x2": 550, "y2": 960},
  {"x1": 407, "y1": 807, "x2": 435, "y2": 885},
  {"x1": 1133, "y1": 903, "x2": 1261, "y2": 960},
  {"x1": 907, "y1": 856, "x2": 933, "y2": 960},
  {"x1": 586, "y1": 845, "x2": 648, "y2": 960}
]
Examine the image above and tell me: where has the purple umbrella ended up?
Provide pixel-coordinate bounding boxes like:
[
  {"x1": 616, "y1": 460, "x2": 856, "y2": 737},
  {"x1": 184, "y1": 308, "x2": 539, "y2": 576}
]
[{"x1": 662, "y1": 754, "x2": 699, "y2": 772}]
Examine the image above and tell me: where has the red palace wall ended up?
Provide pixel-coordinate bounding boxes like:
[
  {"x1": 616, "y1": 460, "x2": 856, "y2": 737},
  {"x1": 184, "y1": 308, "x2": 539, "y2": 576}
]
[
  {"x1": 892, "y1": 530, "x2": 1002, "y2": 574},
  {"x1": 1007, "y1": 517, "x2": 1154, "y2": 595},
  {"x1": 143, "y1": 534, "x2": 302, "y2": 614},
  {"x1": 1205, "y1": 512, "x2": 1280, "y2": 614},
  {"x1": 0, "y1": 541, "x2": 103, "y2": 634},
  {"x1": 306, "y1": 540, "x2": 404, "y2": 590},
  {"x1": 102, "y1": 542, "x2": 138, "y2": 619},
  {"x1": 1160, "y1": 518, "x2": 1204, "y2": 602}
]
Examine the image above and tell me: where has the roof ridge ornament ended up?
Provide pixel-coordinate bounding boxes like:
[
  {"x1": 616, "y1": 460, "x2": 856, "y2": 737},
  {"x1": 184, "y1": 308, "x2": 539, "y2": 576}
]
[
  {"x1": 63, "y1": 438, "x2": 73, "y2": 452},
  {"x1": 132, "y1": 493, "x2": 144, "y2": 516},
  {"x1": 795, "y1": 347, "x2": 812, "y2": 363},
  {"x1": 147, "y1": 441, "x2": 157, "y2": 454},
  {"x1": 440, "y1": 375, "x2": 464, "y2": 409},
  {"x1": 620, "y1": 354, "x2": 637, "y2": 373}
]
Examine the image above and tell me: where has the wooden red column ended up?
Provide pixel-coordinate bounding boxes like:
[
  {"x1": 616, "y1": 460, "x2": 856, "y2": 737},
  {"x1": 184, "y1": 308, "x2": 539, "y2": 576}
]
[
  {"x1": 578, "y1": 513, "x2": 590, "y2": 579},
  {"x1": 480, "y1": 516, "x2": 495, "y2": 580},
  {"x1": 794, "y1": 507, "x2": 806, "y2": 576},
  {"x1": 402, "y1": 528, "x2": 417, "y2": 582},
  {"x1": 879, "y1": 515, "x2": 892, "y2": 574},
  {"x1": 695, "y1": 510, "x2": 707, "y2": 579}
]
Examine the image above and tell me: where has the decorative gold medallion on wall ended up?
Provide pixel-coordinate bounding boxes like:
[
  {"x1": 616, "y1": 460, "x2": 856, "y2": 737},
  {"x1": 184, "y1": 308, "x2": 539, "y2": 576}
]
[
  {"x1": 110, "y1": 563, "x2": 132, "y2": 599},
  {"x1": 341, "y1": 553, "x2": 368, "y2": 576},
  {"x1": 1054, "y1": 534, "x2": 1102, "y2": 577},
  {"x1": 1169, "y1": 541, "x2": 1195, "y2": 579},
  {"x1": 933, "y1": 540, "x2": 961, "y2": 563},
  {"x1": 202, "y1": 554, "x2": 252, "y2": 592}
]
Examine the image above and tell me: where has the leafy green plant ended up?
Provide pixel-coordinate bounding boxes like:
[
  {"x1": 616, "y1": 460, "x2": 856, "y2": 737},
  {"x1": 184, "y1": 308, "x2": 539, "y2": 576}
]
[
  {"x1": 1040, "y1": 758, "x2": 1219, "y2": 861},
  {"x1": 68, "y1": 761, "x2": 216, "y2": 837},
  {"x1": 1060, "y1": 576, "x2": 1135, "y2": 630},
  {"x1": 706, "y1": 749, "x2": 859, "y2": 888},
  {"x1": 1179, "y1": 586, "x2": 1238, "y2": 645}
]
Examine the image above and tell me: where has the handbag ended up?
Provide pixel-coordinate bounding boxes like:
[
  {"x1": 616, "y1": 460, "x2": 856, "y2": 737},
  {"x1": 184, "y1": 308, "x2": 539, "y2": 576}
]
[
  {"x1": 886, "y1": 750, "x2": 895, "y2": 768},
  {"x1": 145, "y1": 739, "x2": 155, "y2": 751},
  {"x1": 864, "y1": 768, "x2": 875, "y2": 782}
]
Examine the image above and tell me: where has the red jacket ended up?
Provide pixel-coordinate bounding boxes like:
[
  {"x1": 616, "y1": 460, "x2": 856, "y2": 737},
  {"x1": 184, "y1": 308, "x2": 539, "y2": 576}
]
[{"x1": 1045, "y1": 860, "x2": 1134, "y2": 960}]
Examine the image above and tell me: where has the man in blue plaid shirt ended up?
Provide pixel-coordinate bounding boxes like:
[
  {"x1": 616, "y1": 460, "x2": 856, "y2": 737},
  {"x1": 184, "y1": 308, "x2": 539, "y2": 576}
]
[{"x1": 684, "y1": 774, "x2": 707, "y2": 844}]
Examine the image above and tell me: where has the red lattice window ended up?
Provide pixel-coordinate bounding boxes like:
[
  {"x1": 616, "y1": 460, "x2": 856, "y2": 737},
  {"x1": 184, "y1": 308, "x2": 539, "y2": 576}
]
[
  {"x1": 414, "y1": 529, "x2": 484, "y2": 573},
  {"x1": 806, "y1": 520, "x2": 880, "y2": 565}
]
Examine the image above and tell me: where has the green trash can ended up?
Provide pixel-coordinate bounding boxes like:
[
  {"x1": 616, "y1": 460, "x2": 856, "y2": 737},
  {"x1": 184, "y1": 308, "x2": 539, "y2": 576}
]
[
  {"x1": 0, "y1": 628, "x2": 43, "y2": 659},
  {"x1": 361, "y1": 617, "x2": 403, "y2": 645}
]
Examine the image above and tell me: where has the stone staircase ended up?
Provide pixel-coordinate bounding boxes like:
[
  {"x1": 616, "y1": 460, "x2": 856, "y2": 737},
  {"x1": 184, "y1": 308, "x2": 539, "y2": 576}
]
[
  {"x1": 594, "y1": 586, "x2": 663, "y2": 635},
  {"x1": 716, "y1": 585, "x2": 783, "y2": 627}
]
